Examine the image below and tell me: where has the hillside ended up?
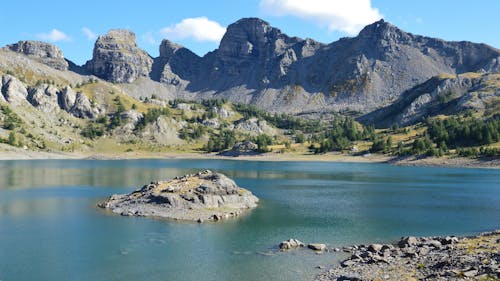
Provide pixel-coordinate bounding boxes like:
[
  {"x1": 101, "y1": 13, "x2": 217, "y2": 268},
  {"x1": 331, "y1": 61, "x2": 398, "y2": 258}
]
[{"x1": 0, "y1": 18, "x2": 498, "y2": 160}]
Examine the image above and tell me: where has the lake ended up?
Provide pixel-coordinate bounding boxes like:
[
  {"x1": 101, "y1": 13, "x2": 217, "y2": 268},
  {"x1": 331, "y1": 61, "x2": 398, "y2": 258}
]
[{"x1": 0, "y1": 159, "x2": 499, "y2": 281}]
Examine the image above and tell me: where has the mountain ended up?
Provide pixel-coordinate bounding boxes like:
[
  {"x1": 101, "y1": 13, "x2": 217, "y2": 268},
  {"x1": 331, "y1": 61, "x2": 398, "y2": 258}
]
[
  {"x1": 1, "y1": 17, "x2": 499, "y2": 125},
  {"x1": 80, "y1": 18, "x2": 500, "y2": 117}
]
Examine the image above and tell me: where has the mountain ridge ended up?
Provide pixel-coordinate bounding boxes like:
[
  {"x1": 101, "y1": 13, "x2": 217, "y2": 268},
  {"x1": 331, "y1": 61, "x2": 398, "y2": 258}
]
[{"x1": 1, "y1": 17, "x2": 499, "y2": 122}]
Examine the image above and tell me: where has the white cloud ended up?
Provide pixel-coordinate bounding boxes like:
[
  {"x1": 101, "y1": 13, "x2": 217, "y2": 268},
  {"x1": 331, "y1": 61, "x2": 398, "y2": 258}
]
[
  {"x1": 160, "y1": 17, "x2": 226, "y2": 42},
  {"x1": 82, "y1": 27, "x2": 97, "y2": 41},
  {"x1": 260, "y1": 0, "x2": 383, "y2": 35},
  {"x1": 37, "y1": 29, "x2": 71, "y2": 42}
]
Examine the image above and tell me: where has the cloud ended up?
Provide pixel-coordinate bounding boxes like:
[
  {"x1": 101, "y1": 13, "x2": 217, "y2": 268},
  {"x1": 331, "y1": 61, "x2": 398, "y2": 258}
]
[
  {"x1": 37, "y1": 29, "x2": 71, "y2": 42},
  {"x1": 260, "y1": 0, "x2": 383, "y2": 35},
  {"x1": 82, "y1": 27, "x2": 97, "y2": 41},
  {"x1": 160, "y1": 17, "x2": 226, "y2": 42}
]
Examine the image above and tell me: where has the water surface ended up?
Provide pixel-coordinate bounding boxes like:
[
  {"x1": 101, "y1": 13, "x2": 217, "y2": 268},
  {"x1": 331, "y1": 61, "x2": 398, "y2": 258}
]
[{"x1": 0, "y1": 159, "x2": 499, "y2": 281}]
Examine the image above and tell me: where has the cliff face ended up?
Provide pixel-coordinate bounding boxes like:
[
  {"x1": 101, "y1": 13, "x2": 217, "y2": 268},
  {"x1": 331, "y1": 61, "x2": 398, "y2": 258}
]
[{"x1": 85, "y1": 29, "x2": 153, "y2": 83}]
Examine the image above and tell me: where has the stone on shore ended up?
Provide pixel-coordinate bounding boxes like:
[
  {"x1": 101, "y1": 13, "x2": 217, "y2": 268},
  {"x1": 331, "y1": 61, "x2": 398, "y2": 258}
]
[
  {"x1": 314, "y1": 231, "x2": 500, "y2": 281},
  {"x1": 279, "y1": 239, "x2": 304, "y2": 250},
  {"x1": 308, "y1": 243, "x2": 327, "y2": 251}
]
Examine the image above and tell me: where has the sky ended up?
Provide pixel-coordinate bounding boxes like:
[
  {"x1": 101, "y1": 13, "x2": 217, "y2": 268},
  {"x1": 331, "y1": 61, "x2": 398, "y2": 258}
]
[{"x1": 1, "y1": 0, "x2": 499, "y2": 65}]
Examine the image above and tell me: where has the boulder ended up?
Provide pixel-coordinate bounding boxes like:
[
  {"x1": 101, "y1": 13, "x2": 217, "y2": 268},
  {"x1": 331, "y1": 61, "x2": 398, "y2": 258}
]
[
  {"x1": 398, "y1": 236, "x2": 419, "y2": 248},
  {"x1": 279, "y1": 239, "x2": 304, "y2": 250},
  {"x1": 308, "y1": 243, "x2": 327, "y2": 251},
  {"x1": 367, "y1": 244, "x2": 383, "y2": 253}
]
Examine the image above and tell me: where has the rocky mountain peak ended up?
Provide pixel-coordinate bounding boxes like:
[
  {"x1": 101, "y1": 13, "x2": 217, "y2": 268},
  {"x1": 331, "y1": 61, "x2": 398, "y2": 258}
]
[
  {"x1": 6, "y1": 40, "x2": 68, "y2": 70},
  {"x1": 218, "y1": 17, "x2": 280, "y2": 59},
  {"x1": 85, "y1": 29, "x2": 152, "y2": 83},
  {"x1": 357, "y1": 19, "x2": 411, "y2": 43},
  {"x1": 159, "y1": 39, "x2": 184, "y2": 58}
]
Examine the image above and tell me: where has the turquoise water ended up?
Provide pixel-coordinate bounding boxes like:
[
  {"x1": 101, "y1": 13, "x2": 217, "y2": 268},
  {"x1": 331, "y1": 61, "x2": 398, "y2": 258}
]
[{"x1": 0, "y1": 159, "x2": 499, "y2": 281}]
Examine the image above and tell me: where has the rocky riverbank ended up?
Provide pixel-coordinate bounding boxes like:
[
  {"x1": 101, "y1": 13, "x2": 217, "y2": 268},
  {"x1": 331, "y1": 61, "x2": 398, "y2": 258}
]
[
  {"x1": 98, "y1": 170, "x2": 259, "y2": 222},
  {"x1": 315, "y1": 231, "x2": 500, "y2": 281}
]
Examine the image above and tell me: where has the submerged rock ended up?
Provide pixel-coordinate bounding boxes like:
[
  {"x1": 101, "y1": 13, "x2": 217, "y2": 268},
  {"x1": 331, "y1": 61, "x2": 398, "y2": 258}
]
[
  {"x1": 279, "y1": 239, "x2": 304, "y2": 250},
  {"x1": 99, "y1": 170, "x2": 258, "y2": 222}
]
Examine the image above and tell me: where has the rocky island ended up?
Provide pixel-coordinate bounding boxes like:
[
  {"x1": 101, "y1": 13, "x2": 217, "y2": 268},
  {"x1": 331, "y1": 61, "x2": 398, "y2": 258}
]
[{"x1": 98, "y1": 170, "x2": 258, "y2": 222}]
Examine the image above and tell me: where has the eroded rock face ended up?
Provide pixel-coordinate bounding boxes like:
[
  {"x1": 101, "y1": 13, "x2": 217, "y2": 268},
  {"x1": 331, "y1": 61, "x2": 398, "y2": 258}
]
[
  {"x1": 28, "y1": 84, "x2": 60, "y2": 112},
  {"x1": 155, "y1": 40, "x2": 201, "y2": 85},
  {"x1": 7, "y1": 40, "x2": 68, "y2": 70},
  {"x1": 85, "y1": 29, "x2": 153, "y2": 83},
  {"x1": 99, "y1": 170, "x2": 259, "y2": 222},
  {"x1": 69, "y1": 92, "x2": 99, "y2": 118},
  {"x1": 1, "y1": 75, "x2": 28, "y2": 105}
]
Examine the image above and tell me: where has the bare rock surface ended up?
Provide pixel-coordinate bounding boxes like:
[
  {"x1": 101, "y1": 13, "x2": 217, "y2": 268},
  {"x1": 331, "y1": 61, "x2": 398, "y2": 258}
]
[
  {"x1": 6, "y1": 40, "x2": 68, "y2": 70},
  {"x1": 98, "y1": 170, "x2": 259, "y2": 222},
  {"x1": 85, "y1": 29, "x2": 153, "y2": 83},
  {"x1": 315, "y1": 231, "x2": 500, "y2": 281}
]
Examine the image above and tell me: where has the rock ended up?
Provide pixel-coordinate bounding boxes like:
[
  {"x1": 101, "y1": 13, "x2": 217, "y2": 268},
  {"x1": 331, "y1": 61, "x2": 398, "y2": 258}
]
[
  {"x1": 367, "y1": 244, "x2": 383, "y2": 253},
  {"x1": 398, "y1": 236, "x2": 419, "y2": 248},
  {"x1": 120, "y1": 110, "x2": 143, "y2": 125},
  {"x1": 340, "y1": 260, "x2": 358, "y2": 268},
  {"x1": 426, "y1": 240, "x2": 442, "y2": 249},
  {"x1": 202, "y1": 118, "x2": 220, "y2": 129},
  {"x1": 99, "y1": 170, "x2": 259, "y2": 222},
  {"x1": 85, "y1": 29, "x2": 153, "y2": 83},
  {"x1": 219, "y1": 140, "x2": 259, "y2": 157},
  {"x1": 336, "y1": 275, "x2": 363, "y2": 281},
  {"x1": 27, "y1": 84, "x2": 59, "y2": 112},
  {"x1": 155, "y1": 39, "x2": 201, "y2": 85},
  {"x1": 235, "y1": 118, "x2": 277, "y2": 136},
  {"x1": 1, "y1": 75, "x2": 28, "y2": 105},
  {"x1": 69, "y1": 92, "x2": 99, "y2": 118},
  {"x1": 279, "y1": 239, "x2": 304, "y2": 250},
  {"x1": 308, "y1": 243, "x2": 327, "y2": 251},
  {"x1": 6, "y1": 40, "x2": 68, "y2": 70},
  {"x1": 58, "y1": 86, "x2": 77, "y2": 111},
  {"x1": 462, "y1": 268, "x2": 478, "y2": 277}
]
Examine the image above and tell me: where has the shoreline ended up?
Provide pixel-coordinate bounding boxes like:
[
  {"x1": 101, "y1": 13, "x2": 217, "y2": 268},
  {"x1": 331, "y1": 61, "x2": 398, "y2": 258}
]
[
  {"x1": 314, "y1": 230, "x2": 500, "y2": 281},
  {"x1": 0, "y1": 148, "x2": 498, "y2": 169}
]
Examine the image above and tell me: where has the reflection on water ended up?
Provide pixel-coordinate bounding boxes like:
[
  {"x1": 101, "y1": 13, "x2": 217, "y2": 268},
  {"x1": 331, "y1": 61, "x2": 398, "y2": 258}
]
[{"x1": 0, "y1": 159, "x2": 499, "y2": 281}]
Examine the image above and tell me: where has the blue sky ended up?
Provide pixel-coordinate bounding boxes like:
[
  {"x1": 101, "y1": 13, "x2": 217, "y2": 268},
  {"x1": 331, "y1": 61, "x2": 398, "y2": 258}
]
[{"x1": 1, "y1": 0, "x2": 499, "y2": 65}]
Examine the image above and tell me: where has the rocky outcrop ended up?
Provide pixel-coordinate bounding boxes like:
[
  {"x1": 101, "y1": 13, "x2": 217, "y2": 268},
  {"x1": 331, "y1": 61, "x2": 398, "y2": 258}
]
[
  {"x1": 98, "y1": 170, "x2": 259, "y2": 222},
  {"x1": 359, "y1": 73, "x2": 500, "y2": 127},
  {"x1": 68, "y1": 92, "x2": 99, "y2": 118},
  {"x1": 235, "y1": 118, "x2": 277, "y2": 136},
  {"x1": 27, "y1": 84, "x2": 99, "y2": 118},
  {"x1": 27, "y1": 84, "x2": 60, "y2": 112},
  {"x1": 6, "y1": 40, "x2": 69, "y2": 71},
  {"x1": 219, "y1": 141, "x2": 259, "y2": 157},
  {"x1": 85, "y1": 29, "x2": 153, "y2": 83},
  {"x1": 0, "y1": 75, "x2": 100, "y2": 118},
  {"x1": 153, "y1": 40, "x2": 201, "y2": 85},
  {"x1": 315, "y1": 231, "x2": 500, "y2": 281},
  {"x1": 1, "y1": 75, "x2": 28, "y2": 105}
]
